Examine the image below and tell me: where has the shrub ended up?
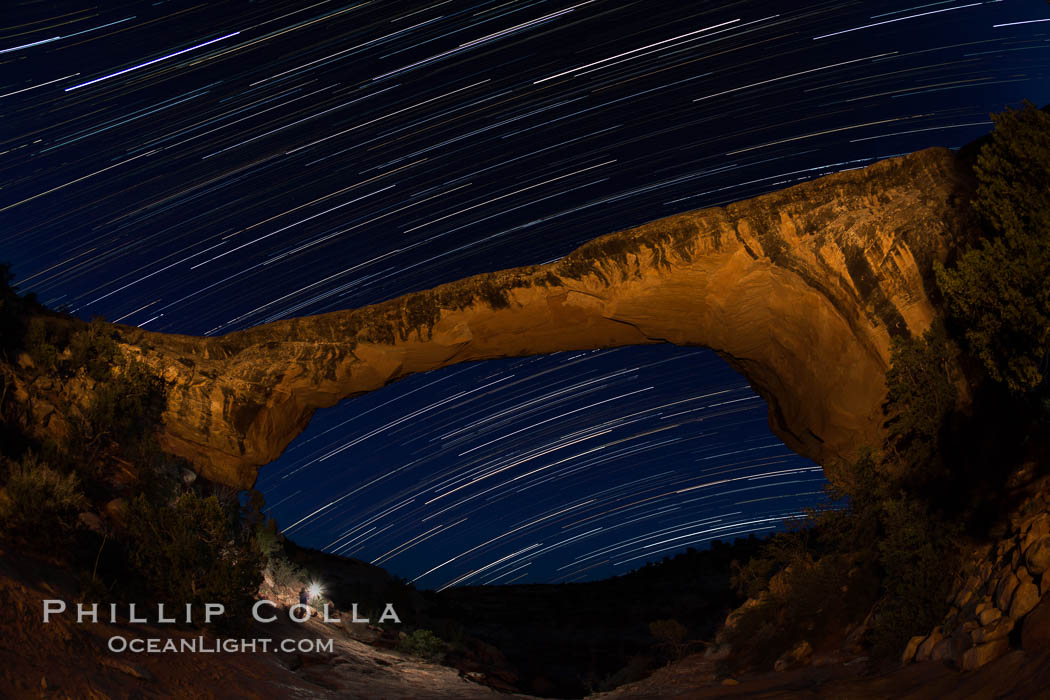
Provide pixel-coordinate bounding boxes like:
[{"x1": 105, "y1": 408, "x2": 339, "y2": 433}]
[
  {"x1": 123, "y1": 490, "x2": 261, "y2": 620},
  {"x1": 309, "y1": 594, "x2": 333, "y2": 613},
  {"x1": 69, "y1": 318, "x2": 119, "y2": 382},
  {"x1": 730, "y1": 555, "x2": 777, "y2": 600},
  {"x1": 81, "y1": 358, "x2": 164, "y2": 447},
  {"x1": 22, "y1": 317, "x2": 64, "y2": 371},
  {"x1": 398, "y1": 629, "x2": 446, "y2": 662},
  {"x1": 269, "y1": 555, "x2": 306, "y2": 588},
  {"x1": 0, "y1": 453, "x2": 86, "y2": 547},
  {"x1": 0, "y1": 263, "x2": 25, "y2": 359},
  {"x1": 648, "y1": 618, "x2": 688, "y2": 662},
  {"x1": 255, "y1": 520, "x2": 281, "y2": 559}
]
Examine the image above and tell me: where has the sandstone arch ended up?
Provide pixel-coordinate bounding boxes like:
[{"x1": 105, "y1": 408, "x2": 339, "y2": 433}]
[{"x1": 121, "y1": 147, "x2": 974, "y2": 489}]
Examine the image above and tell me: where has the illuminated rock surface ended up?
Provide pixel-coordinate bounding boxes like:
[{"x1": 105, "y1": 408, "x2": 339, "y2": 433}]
[{"x1": 118, "y1": 147, "x2": 974, "y2": 489}]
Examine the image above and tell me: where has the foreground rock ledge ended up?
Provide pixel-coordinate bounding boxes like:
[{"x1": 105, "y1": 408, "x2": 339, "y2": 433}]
[{"x1": 118, "y1": 147, "x2": 974, "y2": 489}]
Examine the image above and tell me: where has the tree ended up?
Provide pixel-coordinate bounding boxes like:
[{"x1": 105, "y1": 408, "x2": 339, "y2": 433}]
[
  {"x1": 936, "y1": 102, "x2": 1050, "y2": 392},
  {"x1": 124, "y1": 490, "x2": 261, "y2": 620},
  {"x1": 882, "y1": 323, "x2": 959, "y2": 483}
]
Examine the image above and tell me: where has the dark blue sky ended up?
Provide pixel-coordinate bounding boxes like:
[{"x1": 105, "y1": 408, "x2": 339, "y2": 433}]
[{"x1": 2, "y1": 0, "x2": 1048, "y2": 588}]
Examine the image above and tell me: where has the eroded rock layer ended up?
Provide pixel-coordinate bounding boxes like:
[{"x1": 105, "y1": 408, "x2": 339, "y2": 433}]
[{"x1": 118, "y1": 147, "x2": 975, "y2": 489}]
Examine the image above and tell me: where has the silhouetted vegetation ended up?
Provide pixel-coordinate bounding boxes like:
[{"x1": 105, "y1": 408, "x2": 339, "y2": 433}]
[
  {"x1": 124, "y1": 491, "x2": 261, "y2": 620},
  {"x1": 399, "y1": 628, "x2": 447, "y2": 662},
  {"x1": 0, "y1": 262, "x2": 48, "y2": 361},
  {"x1": 882, "y1": 322, "x2": 960, "y2": 485},
  {"x1": 426, "y1": 536, "x2": 764, "y2": 697},
  {"x1": 721, "y1": 103, "x2": 1048, "y2": 669},
  {"x1": 69, "y1": 317, "x2": 120, "y2": 382},
  {"x1": 0, "y1": 272, "x2": 263, "y2": 627},
  {"x1": 937, "y1": 102, "x2": 1050, "y2": 394},
  {"x1": 0, "y1": 452, "x2": 87, "y2": 548}
]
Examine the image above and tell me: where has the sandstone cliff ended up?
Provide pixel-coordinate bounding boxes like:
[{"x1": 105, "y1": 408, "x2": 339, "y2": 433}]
[{"x1": 114, "y1": 147, "x2": 975, "y2": 489}]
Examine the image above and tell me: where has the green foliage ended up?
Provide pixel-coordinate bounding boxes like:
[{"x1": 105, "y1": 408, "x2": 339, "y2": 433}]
[
  {"x1": 730, "y1": 524, "x2": 816, "y2": 599},
  {"x1": 730, "y1": 555, "x2": 777, "y2": 600},
  {"x1": 81, "y1": 359, "x2": 166, "y2": 449},
  {"x1": 69, "y1": 318, "x2": 119, "y2": 382},
  {"x1": 0, "y1": 291, "x2": 270, "y2": 624},
  {"x1": 23, "y1": 316, "x2": 67, "y2": 371},
  {"x1": 254, "y1": 519, "x2": 281, "y2": 559},
  {"x1": 725, "y1": 442, "x2": 961, "y2": 667},
  {"x1": 398, "y1": 628, "x2": 446, "y2": 663},
  {"x1": 269, "y1": 554, "x2": 307, "y2": 588},
  {"x1": 883, "y1": 324, "x2": 959, "y2": 483},
  {"x1": 0, "y1": 453, "x2": 87, "y2": 547},
  {"x1": 869, "y1": 497, "x2": 958, "y2": 657},
  {"x1": 309, "y1": 594, "x2": 333, "y2": 613},
  {"x1": 123, "y1": 490, "x2": 261, "y2": 619},
  {"x1": 936, "y1": 102, "x2": 1050, "y2": 392}
]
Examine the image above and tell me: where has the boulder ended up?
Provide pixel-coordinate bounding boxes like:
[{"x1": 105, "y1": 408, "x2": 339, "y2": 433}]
[
  {"x1": 960, "y1": 638, "x2": 1011, "y2": 671},
  {"x1": 916, "y1": 627, "x2": 944, "y2": 662},
  {"x1": 995, "y1": 572, "x2": 1020, "y2": 611},
  {"x1": 77, "y1": 512, "x2": 105, "y2": 534},
  {"x1": 972, "y1": 617, "x2": 1014, "y2": 644},
  {"x1": 1009, "y1": 582, "x2": 1040, "y2": 620},
  {"x1": 773, "y1": 640, "x2": 813, "y2": 671},
  {"x1": 950, "y1": 622, "x2": 979, "y2": 660},
  {"x1": 931, "y1": 638, "x2": 953, "y2": 662},
  {"x1": 1024, "y1": 536, "x2": 1050, "y2": 575},
  {"x1": 955, "y1": 576, "x2": 980, "y2": 607},
  {"x1": 1023, "y1": 513, "x2": 1050, "y2": 542},
  {"x1": 978, "y1": 607, "x2": 1002, "y2": 626},
  {"x1": 902, "y1": 635, "x2": 925, "y2": 664}
]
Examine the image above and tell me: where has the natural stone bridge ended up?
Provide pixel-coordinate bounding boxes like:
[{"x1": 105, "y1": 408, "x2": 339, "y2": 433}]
[{"x1": 119, "y1": 147, "x2": 975, "y2": 489}]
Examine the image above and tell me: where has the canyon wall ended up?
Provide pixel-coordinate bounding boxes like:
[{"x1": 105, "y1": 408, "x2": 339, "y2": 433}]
[{"x1": 117, "y1": 147, "x2": 976, "y2": 489}]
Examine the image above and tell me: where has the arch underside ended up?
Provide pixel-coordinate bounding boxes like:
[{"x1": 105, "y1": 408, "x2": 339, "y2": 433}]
[{"x1": 120, "y1": 147, "x2": 973, "y2": 489}]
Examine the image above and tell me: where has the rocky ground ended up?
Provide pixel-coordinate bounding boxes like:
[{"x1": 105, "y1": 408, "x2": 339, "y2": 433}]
[
  {"x1": 0, "y1": 546, "x2": 530, "y2": 699},
  {"x1": 901, "y1": 470, "x2": 1050, "y2": 672},
  {"x1": 589, "y1": 647, "x2": 1050, "y2": 699},
  {"x1": 582, "y1": 469, "x2": 1050, "y2": 700},
  {"x1": 5, "y1": 534, "x2": 1050, "y2": 699}
]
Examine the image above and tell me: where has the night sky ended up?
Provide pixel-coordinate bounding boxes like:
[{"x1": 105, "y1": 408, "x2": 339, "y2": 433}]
[{"x1": 3, "y1": 1, "x2": 1048, "y2": 590}]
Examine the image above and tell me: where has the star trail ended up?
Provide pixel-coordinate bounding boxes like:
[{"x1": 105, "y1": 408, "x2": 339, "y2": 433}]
[{"x1": 2, "y1": 0, "x2": 1047, "y2": 588}]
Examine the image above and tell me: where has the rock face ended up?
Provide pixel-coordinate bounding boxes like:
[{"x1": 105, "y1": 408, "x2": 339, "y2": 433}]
[
  {"x1": 117, "y1": 147, "x2": 974, "y2": 489},
  {"x1": 903, "y1": 483, "x2": 1050, "y2": 669}
]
